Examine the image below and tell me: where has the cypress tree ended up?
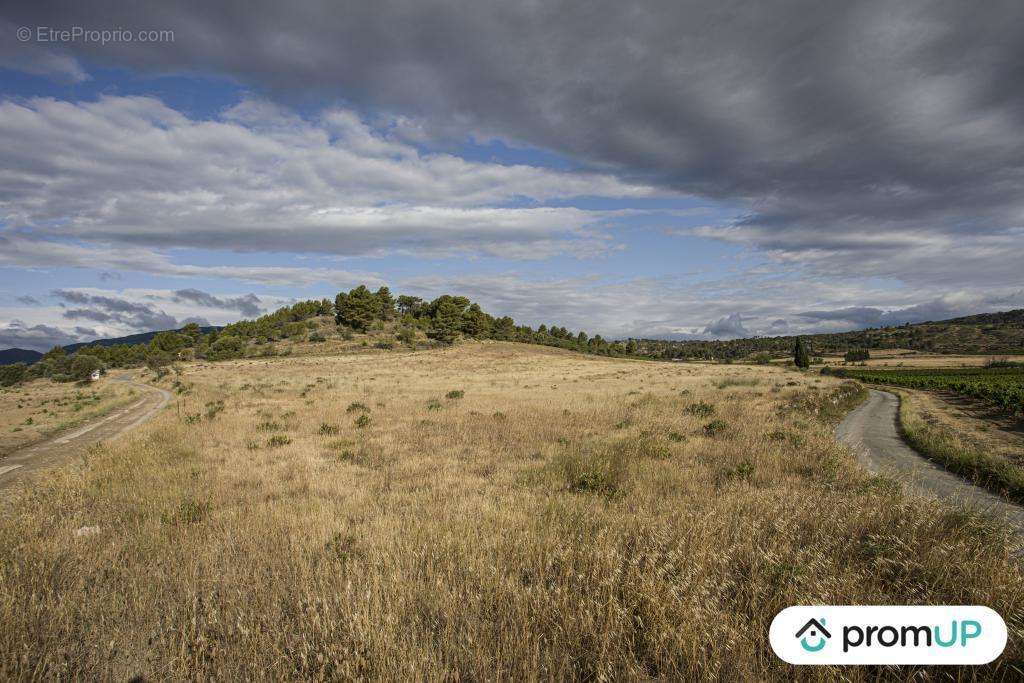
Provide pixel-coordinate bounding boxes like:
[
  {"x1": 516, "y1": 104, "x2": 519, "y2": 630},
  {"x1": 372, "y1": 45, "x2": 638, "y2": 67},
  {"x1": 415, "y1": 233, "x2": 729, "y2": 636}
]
[{"x1": 794, "y1": 336, "x2": 811, "y2": 368}]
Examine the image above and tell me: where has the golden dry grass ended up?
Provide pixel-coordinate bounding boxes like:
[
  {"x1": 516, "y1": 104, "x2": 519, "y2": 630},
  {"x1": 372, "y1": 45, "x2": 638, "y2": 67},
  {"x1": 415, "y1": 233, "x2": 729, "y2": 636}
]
[
  {"x1": 0, "y1": 342, "x2": 1021, "y2": 680},
  {"x1": 0, "y1": 377, "x2": 136, "y2": 457},
  {"x1": 899, "y1": 388, "x2": 1023, "y2": 466}
]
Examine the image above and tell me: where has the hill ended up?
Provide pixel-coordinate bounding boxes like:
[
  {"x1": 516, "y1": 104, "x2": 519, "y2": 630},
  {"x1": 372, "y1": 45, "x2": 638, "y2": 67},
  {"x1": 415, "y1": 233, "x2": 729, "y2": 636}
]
[
  {"x1": 62, "y1": 327, "x2": 220, "y2": 354},
  {"x1": 635, "y1": 309, "x2": 1024, "y2": 360},
  {"x1": 0, "y1": 327, "x2": 221, "y2": 366},
  {"x1": 0, "y1": 348, "x2": 43, "y2": 366}
]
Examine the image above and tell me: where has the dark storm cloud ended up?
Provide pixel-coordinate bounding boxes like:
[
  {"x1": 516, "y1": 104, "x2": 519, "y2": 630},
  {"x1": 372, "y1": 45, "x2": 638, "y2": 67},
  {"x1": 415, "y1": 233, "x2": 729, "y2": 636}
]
[
  {"x1": 61, "y1": 308, "x2": 113, "y2": 323},
  {"x1": 5, "y1": 1, "x2": 1024, "y2": 284},
  {"x1": 15, "y1": 295, "x2": 40, "y2": 305},
  {"x1": 798, "y1": 299, "x2": 984, "y2": 328},
  {"x1": 52, "y1": 289, "x2": 178, "y2": 331},
  {"x1": 0, "y1": 320, "x2": 80, "y2": 351},
  {"x1": 703, "y1": 313, "x2": 749, "y2": 338},
  {"x1": 172, "y1": 289, "x2": 262, "y2": 317}
]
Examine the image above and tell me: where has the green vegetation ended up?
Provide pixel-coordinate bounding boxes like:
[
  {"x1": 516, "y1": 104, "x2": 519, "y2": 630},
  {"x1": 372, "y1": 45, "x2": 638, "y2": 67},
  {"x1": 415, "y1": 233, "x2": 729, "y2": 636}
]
[
  {"x1": 826, "y1": 366, "x2": 1024, "y2": 415},
  {"x1": 793, "y1": 336, "x2": 810, "y2": 368},
  {"x1": 632, "y1": 308, "x2": 1024, "y2": 360},
  {"x1": 2, "y1": 284, "x2": 642, "y2": 388},
  {"x1": 683, "y1": 401, "x2": 715, "y2": 418},
  {"x1": 844, "y1": 348, "x2": 870, "y2": 362}
]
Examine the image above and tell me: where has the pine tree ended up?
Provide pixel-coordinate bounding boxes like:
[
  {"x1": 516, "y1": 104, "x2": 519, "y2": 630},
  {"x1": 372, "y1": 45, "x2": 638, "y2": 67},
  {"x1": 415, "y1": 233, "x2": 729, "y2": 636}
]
[
  {"x1": 375, "y1": 287, "x2": 396, "y2": 320},
  {"x1": 335, "y1": 285, "x2": 379, "y2": 331},
  {"x1": 428, "y1": 299, "x2": 464, "y2": 344}
]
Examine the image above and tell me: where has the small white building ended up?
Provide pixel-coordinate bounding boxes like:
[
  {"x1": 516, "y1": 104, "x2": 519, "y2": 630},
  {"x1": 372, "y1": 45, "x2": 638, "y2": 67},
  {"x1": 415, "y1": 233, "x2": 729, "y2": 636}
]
[{"x1": 90, "y1": 369, "x2": 102, "y2": 382}]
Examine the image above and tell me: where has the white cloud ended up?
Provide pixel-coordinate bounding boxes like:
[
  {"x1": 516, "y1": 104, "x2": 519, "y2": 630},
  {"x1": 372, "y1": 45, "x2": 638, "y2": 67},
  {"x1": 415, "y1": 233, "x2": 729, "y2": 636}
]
[
  {"x1": 398, "y1": 271, "x2": 1024, "y2": 340},
  {"x1": 0, "y1": 234, "x2": 381, "y2": 286},
  {"x1": 0, "y1": 95, "x2": 663, "y2": 261}
]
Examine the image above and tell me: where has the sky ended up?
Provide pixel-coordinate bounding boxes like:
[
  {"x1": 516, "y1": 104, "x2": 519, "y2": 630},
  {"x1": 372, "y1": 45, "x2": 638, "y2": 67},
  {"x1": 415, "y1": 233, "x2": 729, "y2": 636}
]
[{"x1": 1, "y1": 2, "x2": 1023, "y2": 351}]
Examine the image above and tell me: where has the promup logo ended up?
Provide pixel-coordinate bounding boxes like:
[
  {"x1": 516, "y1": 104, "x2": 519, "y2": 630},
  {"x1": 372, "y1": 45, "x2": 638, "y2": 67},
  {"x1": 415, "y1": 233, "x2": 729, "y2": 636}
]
[
  {"x1": 770, "y1": 606, "x2": 1006, "y2": 665},
  {"x1": 795, "y1": 618, "x2": 830, "y2": 652}
]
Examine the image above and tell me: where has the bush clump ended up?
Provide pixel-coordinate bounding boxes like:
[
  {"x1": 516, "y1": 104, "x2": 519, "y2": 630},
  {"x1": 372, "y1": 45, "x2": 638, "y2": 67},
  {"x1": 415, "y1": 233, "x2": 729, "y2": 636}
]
[
  {"x1": 684, "y1": 401, "x2": 715, "y2": 418},
  {"x1": 703, "y1": 419, "x2": 730, "y2": 436},
  {"x1": 554, "y1": 443, "x2": 636, "y2": 497}
]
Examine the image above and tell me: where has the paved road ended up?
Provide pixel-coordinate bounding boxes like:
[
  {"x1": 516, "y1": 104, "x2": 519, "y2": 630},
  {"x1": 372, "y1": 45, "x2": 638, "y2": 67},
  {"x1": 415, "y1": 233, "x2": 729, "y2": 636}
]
[
  {"x1": 0, "y1": 376, "x2": 171, "y2": 490},
  {"x1": 837, "y1": 388, "x2": 1024, "y2": 532}
]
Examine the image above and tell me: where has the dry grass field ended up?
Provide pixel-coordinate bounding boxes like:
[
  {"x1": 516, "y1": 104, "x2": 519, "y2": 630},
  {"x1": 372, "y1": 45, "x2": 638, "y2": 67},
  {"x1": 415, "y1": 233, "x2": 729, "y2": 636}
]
[
  {"x1": 1, "y1": 342, "x2": 1021, "y2": 680},
  {"x1": 0, "y1": 377, "x2": 136, "y2": 457}
]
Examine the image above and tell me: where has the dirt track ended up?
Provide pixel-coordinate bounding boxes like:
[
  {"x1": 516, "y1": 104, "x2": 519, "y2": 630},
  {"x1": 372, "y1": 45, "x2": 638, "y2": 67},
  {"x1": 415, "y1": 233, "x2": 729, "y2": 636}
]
[
  {"x1": 0, "y1": 376, "x2": 170, "y2": 490},
  {"x1": 837, "y1": 388, "x2": 1024, "y2": 533}
]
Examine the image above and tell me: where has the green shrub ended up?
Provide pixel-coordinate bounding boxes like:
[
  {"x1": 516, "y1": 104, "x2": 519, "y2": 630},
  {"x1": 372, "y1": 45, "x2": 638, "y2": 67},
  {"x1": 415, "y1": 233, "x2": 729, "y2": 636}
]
[
  {"x1": 346, "y1": 402, "x2": 370, "y2": 413},
  {"x1": 319, "y1": 423, "x2": 340, "y2": 435},
  {"x1": 267, "y1": 434, "x2": 292, "y2": 447},
  {"x1": 684, "y1": 401, "x2": 715, "y2": 418},
  {"x1": 721, "y1": 459, "x2": 754, "y2": 482},
  {"x1": 555, "y1": 443, "x2": 635, "y2": 497},
  {"x1": 446, "y1": 389, "x2": 465, "y2": 399},
  {"x1": 163, "y1": 496, "x2": 209, "y2": 525},
  {"x1": 205, "y1": 400, "x2": 225, "y2": 420},
  {"x1": 703, "y1": 419, "x2": 729, "y2": 436},
  {"x1": 354, "y1": 414, "x2": 371, "y2": 428}
]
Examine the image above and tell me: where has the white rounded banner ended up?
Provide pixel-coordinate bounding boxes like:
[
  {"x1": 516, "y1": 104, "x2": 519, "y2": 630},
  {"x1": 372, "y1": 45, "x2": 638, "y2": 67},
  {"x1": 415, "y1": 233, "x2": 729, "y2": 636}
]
[{"x1": 770, "y1": 605, "x2": 1007, "y2": 665}]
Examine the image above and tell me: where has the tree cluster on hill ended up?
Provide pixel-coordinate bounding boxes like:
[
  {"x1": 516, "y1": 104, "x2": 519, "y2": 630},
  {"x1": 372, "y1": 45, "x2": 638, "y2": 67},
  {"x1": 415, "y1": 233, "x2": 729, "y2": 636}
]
[
  {"x1": 0, "y1": 347, "x2": 106, "y2": 387},
  {"x1": 844, "y1": 348, "x2": 870, "y2": 362},
  {"x1": 1, "y1": 285, "x2": 635, "y2": 387}
]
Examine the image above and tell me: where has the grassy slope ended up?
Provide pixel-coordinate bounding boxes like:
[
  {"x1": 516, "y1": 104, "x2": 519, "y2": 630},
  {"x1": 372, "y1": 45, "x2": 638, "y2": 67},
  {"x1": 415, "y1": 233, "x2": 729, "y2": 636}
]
[
  {"x1": 891, "y1": 387, "x2": 1024, "y2": 504},
  {"x1": 0, "y1": 343, "x2": 1021, "y2": 680},
  {"x1": 0, "y1": 378, "x2": 138, "y2": 457}
]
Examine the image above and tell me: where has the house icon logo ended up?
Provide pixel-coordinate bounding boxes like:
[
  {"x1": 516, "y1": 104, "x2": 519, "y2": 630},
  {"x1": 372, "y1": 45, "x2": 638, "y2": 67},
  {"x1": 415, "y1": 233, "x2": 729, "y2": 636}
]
[{"x1": 795, "y1": 618, "x2": 831, "y2": 652}]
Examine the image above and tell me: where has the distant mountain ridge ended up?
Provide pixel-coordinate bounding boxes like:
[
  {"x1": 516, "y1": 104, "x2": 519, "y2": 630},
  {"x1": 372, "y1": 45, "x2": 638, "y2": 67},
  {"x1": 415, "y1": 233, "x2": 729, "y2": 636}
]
[
  {"x1": 0, "y1": 326, "x2": 220, "y2": 365},
  {"x1": 635, "y1": 308, "x2": 1024, "y2": 360},
  {"x1": 0, "y1": 348, "x2": 43, "y2": 365},
  {"x1": 62, "y1": 327, "x2": 220, "y2": 354}
]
